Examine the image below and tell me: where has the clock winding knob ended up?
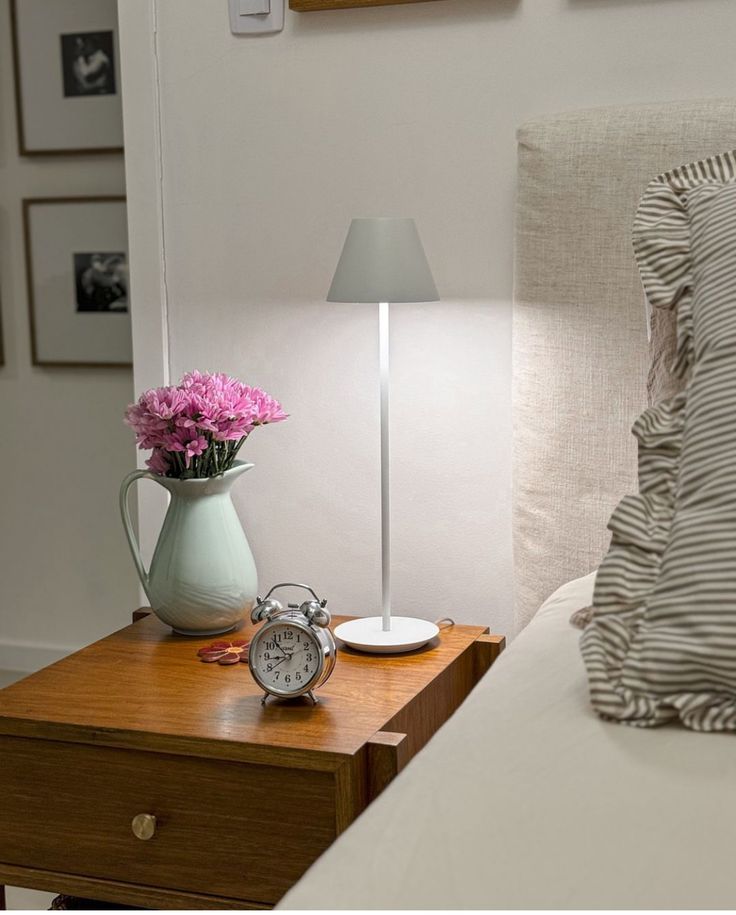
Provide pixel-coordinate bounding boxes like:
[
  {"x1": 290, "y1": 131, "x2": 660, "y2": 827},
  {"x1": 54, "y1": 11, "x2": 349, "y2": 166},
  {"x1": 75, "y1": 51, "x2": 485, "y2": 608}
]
[{"x1": 131, "y1": 813, "x2": 157, "y2": 840}]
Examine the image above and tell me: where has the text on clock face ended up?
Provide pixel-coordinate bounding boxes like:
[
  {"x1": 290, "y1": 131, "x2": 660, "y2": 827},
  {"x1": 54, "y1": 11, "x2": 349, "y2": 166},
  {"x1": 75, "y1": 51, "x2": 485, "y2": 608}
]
[{"x1": 254, "y1": 625, "x2": 320, "y2": 690}]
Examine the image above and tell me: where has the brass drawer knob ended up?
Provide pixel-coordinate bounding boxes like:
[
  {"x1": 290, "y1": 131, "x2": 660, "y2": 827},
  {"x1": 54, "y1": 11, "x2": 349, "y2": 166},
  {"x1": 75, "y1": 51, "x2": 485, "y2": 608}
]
[{"x1": 131, "y1": 813, "x2": 157, "y2": 840}]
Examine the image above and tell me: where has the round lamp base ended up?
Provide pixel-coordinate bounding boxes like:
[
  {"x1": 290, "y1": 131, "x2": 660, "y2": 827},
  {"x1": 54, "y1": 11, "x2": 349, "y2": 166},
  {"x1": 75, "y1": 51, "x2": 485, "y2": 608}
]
[{"x1": 334, "y1": 616, "x2": 440, "y2": 654}]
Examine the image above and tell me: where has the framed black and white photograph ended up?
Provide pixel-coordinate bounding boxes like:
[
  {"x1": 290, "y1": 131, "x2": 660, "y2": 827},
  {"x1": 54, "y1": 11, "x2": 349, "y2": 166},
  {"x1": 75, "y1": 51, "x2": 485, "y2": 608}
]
[
  {"x1": 23, "y1": 198, "x2": 132, "y2": 367},
  {"x1": 60, "y1": 31, "x2": 117, "y2": 98},
  {"x1": 74, "y1": 252, "x2": 128, "y2": 313},
  {"x1": 10, "y1": 0, "x2": 123, "y2": 156}
]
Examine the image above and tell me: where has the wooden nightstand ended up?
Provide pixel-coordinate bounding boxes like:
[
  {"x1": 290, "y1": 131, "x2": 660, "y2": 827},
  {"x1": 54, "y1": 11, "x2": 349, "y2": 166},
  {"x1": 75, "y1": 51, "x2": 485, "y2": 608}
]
[{"x1": 0, "y1": 614, "x2": 504, "y2": 910}]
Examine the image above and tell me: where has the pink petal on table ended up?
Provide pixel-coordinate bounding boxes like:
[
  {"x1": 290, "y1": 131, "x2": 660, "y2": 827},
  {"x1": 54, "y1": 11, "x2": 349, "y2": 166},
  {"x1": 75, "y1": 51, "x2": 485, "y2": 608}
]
[
  {"x1": 217, "y1": 652, "x2": 241, "y2": 665},
  {"x1": 200, "y1": 649, "x2": 229, "y2": 660}
]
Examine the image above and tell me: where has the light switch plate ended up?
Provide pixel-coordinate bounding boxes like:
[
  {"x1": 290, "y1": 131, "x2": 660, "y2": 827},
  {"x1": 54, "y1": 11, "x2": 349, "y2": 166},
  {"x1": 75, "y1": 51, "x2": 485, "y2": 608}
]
[
  {"x1": 240, "y1": 0, "x2": 270, "y2": 13},
  {"x1": 229, "y1": 0, "x2": 283, "y2": 34}
]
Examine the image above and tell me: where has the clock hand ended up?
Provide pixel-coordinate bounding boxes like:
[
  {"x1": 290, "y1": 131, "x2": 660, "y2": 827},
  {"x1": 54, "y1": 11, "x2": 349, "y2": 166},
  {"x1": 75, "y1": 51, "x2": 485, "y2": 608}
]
[{"x1": 270, "y1": 640, "x2": 288, "y2": 659}]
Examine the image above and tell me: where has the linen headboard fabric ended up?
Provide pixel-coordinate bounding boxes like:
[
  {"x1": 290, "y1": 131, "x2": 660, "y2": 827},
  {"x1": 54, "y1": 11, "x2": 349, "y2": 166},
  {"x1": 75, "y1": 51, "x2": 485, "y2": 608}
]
[{"x1": 512, "y1": 98, "x2": 736, "y2": 631}]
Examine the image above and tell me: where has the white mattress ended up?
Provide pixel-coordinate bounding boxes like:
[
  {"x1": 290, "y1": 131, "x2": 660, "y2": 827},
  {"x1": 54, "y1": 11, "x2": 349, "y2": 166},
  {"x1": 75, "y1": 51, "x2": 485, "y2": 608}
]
[{"x1": 281, "y1": 574, "x2": 736, "y2": 909}]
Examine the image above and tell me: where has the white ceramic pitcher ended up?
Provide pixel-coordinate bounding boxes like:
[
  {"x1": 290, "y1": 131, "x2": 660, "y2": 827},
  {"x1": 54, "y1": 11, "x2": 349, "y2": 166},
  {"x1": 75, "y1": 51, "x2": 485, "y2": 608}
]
[{"x1": 120, "y1": 461, "x2": 258, "y2": 636}]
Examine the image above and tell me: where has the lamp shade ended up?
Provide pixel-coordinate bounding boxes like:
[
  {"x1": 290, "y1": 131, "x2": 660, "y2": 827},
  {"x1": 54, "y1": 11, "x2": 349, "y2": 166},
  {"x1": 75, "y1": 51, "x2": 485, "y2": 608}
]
[{"x1": 327, "y1": 217, "x2": 439, "y2": 303}]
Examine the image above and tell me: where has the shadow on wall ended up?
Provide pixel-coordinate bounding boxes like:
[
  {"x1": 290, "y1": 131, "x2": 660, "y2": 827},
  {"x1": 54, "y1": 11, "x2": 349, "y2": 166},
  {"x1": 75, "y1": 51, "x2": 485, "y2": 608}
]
[{"x1": 291, "y1": 0, "x2": 520, "y2": 37}]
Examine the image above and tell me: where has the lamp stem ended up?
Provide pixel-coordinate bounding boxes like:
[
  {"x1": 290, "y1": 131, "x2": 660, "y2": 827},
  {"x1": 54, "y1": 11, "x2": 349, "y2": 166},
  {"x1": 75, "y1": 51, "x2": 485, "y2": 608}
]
[{"x1": 379, "y1": 301, "x2": 391, "y2": 632}]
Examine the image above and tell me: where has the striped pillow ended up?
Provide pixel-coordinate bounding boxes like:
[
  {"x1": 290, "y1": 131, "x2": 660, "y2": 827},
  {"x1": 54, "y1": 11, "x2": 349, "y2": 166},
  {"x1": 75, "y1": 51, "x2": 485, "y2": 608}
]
[{"x1": 581, "y1": 151, "x2": 736, "y2": 731}]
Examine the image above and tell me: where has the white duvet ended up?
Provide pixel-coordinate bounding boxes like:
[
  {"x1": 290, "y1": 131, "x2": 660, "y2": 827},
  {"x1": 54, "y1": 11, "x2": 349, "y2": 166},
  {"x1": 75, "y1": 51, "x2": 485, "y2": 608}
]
[{"x1": 281, "y1": 573, "x2": 736, "y2": 909}]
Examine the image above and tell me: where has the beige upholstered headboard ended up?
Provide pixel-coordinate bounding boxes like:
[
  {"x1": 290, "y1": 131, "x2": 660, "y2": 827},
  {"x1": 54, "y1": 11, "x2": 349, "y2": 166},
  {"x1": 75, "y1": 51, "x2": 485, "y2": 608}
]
[{"x1": 513, "y1": 98, "x2": 736, "y2": 631}]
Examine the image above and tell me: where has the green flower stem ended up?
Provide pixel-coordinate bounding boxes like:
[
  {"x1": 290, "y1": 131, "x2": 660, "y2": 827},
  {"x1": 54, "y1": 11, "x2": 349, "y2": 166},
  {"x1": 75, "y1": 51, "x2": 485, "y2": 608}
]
[{"x1": 163, "y1": 434, "x2": 250, "y2": 479}]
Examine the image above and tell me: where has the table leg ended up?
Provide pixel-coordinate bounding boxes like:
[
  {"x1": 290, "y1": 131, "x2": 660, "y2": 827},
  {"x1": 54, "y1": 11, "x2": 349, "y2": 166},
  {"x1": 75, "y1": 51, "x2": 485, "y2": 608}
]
[{"x1": 1, "y1": 884, "x2": 6, "y2": 910}]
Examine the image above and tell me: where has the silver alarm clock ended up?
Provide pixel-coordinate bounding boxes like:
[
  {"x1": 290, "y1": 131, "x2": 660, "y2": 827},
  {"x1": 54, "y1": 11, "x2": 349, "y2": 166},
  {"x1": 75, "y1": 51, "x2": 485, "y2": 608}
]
[{"x1": 248, "y1": 583, "x2": 337, "y2": 705}]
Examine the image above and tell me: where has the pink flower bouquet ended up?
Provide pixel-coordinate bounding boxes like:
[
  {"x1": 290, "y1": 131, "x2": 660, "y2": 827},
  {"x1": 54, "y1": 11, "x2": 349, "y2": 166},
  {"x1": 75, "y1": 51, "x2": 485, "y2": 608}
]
[{"x1": 124, "y1": 371, "x2": 287, "y2": 479}]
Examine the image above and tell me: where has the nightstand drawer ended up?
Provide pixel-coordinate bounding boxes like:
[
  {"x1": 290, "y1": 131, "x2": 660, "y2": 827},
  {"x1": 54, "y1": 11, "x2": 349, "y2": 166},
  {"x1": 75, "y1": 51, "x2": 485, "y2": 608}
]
[{"x1": 0, "y1": 736, "x2": 335, "y2": 904}]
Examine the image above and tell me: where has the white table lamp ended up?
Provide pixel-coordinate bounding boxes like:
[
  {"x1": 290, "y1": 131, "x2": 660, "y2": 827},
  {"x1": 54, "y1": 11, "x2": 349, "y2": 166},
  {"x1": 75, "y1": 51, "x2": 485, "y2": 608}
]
[{"x1": 327, "y1": 217, "x2": 441, "y2": 653}]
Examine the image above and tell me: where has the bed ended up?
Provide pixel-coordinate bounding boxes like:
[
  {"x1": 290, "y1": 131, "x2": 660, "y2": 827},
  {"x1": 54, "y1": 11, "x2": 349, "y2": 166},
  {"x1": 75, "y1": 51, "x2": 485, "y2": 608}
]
[{"x1": 280, "y1": 98, "x2": 736, "y2": 909}]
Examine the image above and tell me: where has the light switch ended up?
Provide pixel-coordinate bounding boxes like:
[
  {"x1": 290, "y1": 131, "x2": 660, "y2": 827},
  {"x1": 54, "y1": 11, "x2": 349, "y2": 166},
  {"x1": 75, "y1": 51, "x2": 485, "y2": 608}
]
[
  {"x1": 229, "y1": 0, "x2": 283, "y2": 34},
  {"x1": 239, "y1": 0, "x2": 270, "y2": 13}
]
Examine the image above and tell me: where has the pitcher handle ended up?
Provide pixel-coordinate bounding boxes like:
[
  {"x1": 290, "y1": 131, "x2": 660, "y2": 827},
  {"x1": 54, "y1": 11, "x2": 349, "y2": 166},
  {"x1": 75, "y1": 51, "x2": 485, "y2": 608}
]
[{"x1": 120, "y1": 469, "x2": 156, "y2": 599}]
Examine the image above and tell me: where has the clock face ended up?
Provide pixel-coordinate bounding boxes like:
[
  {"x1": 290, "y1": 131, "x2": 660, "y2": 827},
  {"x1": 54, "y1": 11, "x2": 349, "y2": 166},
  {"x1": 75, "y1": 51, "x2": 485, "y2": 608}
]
[{"x1": 252, "y1": 621, "x2": 321, "y2": 694}]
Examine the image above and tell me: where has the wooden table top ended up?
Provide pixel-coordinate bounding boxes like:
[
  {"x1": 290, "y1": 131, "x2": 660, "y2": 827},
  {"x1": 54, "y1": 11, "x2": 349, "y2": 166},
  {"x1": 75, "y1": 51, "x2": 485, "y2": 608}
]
[{"x1": 0, "y1": 614, "x2": 488, "y2": 766}]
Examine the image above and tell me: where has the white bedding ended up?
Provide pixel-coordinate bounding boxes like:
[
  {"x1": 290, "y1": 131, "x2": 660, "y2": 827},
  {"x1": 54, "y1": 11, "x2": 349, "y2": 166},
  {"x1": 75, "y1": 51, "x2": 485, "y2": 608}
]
[{"x1": 281, "y1": 574, "x2": 736, "y2": 909}]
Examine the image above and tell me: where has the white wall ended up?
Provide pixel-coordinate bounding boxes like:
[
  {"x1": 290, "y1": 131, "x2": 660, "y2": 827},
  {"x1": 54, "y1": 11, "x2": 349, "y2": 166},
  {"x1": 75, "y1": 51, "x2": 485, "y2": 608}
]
[
  {"x1": 0, "y1": 0, "x2": 138, "y2": 670},
  {"x1": 119, "y1": 0, "x2": 736, "y2": 638}
]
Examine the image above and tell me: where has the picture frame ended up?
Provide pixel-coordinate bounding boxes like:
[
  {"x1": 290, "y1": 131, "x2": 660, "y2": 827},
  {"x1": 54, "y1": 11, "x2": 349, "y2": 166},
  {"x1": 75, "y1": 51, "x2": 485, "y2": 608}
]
[
  {"x1": 23, "y1": 197, "x2": 132, "y2": 368},
  {"x1": 290, "y1": 0, "x2": 444, "y2": 10},
  {"x1": 10, "y1": 0, "x2": 123, "y2": 156}
]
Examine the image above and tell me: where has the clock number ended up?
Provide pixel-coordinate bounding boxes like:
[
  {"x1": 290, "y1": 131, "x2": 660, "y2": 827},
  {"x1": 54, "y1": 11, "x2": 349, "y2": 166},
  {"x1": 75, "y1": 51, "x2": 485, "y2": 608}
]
[
  {"x1": 296, "y1": 672, "x2": 302, "y2": 682},
  {"x1": 306, "y1": 653, "x2": 313, "y2": 662},
  {"x1": 274, "y1": 671, "x2": 280, "y2": 680},
  {"x1": 266, "y1": 663, "x2": 273, "y2": 672},
  {"x1": 304, "y1": 664, "x2": 310, "y2": 673},
  {"x1": 285, "y1": 674, "x2": 291, "y2": 683}
]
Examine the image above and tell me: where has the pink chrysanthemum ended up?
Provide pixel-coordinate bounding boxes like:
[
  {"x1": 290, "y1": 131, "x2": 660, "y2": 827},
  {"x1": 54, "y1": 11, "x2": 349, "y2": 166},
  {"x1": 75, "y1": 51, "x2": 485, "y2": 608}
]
[{"x1": 124, "y1": 371, "x2": 287, "y2": 479}]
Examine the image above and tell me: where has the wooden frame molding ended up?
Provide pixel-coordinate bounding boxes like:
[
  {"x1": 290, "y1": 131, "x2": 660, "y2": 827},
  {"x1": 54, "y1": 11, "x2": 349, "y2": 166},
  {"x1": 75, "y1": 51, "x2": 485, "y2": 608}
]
[
  {"x1": 0, "y1": 864, "x2": 267, "y2": 911},
  {"x1": 366, "y1": 731, "x2": 410, "y2": 801}
]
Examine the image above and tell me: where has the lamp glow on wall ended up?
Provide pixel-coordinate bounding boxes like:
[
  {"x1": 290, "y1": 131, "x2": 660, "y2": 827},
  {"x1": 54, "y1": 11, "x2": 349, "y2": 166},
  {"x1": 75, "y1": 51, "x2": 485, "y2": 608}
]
[{"x1": 328, "y1": 218, "x2": 441, "y2": 653}]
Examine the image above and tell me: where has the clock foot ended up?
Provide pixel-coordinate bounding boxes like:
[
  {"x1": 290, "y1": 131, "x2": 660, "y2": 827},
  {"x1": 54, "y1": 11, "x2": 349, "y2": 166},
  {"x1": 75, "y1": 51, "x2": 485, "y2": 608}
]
[{"x1": 260, "y1": 691, "x2": 319, "y2": 705}]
